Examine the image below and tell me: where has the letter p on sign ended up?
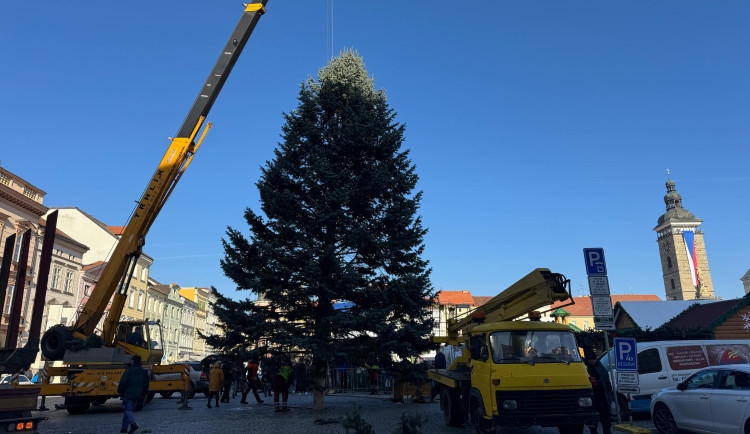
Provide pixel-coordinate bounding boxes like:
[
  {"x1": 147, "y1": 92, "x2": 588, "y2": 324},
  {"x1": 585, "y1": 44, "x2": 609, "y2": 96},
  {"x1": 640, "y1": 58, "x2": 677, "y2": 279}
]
[{"x1": 583, "y1": 248, "x2": 607, "y2": 276}]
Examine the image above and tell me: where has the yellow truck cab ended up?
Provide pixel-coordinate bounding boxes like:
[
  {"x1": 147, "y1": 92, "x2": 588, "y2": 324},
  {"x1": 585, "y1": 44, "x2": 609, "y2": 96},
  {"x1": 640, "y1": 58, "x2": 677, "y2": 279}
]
[
  {"x1": 429, "y1": 269, "x2": 598, "y2": 434},
  {"x1": 466, "y1": 321, "x2": 597, "y2": 434}
]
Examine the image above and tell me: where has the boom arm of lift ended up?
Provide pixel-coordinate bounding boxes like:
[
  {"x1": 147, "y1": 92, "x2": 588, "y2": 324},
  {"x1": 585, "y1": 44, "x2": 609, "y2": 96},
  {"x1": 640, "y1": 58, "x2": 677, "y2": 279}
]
[
  {"x1": 69, "y1": 2, "x2": 269, "y2": 347},
  {"x1": 433, "y1": 268, "x2": 572, "y2": 346}
]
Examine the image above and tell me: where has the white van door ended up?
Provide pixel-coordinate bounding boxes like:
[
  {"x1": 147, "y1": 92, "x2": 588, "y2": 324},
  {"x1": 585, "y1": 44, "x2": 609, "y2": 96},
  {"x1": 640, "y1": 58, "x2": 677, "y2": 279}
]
[{"x1": 637, "y1": 348, "x2": 670, "y2": 399}]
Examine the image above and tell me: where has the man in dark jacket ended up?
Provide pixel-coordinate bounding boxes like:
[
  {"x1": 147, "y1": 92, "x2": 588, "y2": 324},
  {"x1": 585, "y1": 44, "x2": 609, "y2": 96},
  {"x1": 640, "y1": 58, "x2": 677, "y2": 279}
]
[
  {"x1": 118, "y1": 355, "x2": 149, "y2": 433},
  {"x1": 585, "y1": 352, "x2": 613, "y2": 434},
  {"x1": 430, "y1": 347, "x2": 447, "y2": 401}
]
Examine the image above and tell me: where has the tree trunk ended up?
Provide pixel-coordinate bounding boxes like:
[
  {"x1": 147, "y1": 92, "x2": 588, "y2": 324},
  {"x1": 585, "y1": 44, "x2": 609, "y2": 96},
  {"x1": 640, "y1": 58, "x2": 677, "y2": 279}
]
[
  {"x1": 312, "y1": 384, "x2": 326, "y2": 410},
  {"x1": 311, "y1": 357, "x2": 327, "y2": 410}
]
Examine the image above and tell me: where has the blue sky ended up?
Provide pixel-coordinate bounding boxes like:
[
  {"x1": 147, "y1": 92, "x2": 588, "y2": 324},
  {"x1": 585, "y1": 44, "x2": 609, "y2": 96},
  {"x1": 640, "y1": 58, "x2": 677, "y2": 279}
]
[{"x1": 1, "y1": 1, "x2": 748, "y2": 302}]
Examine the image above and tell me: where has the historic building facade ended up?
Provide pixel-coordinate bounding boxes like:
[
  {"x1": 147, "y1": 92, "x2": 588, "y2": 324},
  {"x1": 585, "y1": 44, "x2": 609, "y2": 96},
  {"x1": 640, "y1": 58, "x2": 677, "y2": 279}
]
[{"x1": 654, "y1": 179, "x2": 715, "y2": 300}]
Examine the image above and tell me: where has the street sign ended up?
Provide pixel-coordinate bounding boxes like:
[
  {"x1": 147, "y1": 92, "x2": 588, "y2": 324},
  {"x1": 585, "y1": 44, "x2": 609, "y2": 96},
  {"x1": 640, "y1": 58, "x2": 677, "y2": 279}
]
[
  {"x1": 591, "y1": 295, "x2": 613, "y2": 317},
  {"x1": 617, "y1": 370, "x2": 639, "y2": 385},
  {"x1": 614, "y1": 337, "x2": 638, "y2": 371},
  {"x1": 593, "y1": 316, "x2": 615, "y2": 330},
  {"x1": 617, "y1": 385, "x2": 640, "y2": 394},
  {"x1": 587, "y1": 276, "x2": 610, "y2": 295},
  {"x1": 583, "y1": 248, "x2": 607, "y2": 276}
]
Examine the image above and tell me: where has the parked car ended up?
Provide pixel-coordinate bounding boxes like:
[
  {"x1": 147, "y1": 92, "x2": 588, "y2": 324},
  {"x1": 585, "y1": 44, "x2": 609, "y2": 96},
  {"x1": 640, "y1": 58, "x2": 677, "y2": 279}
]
[
  {"x1": 650, "y1": 364, "x2": 750, "y2": 434},
  {"x1": 0, "y1": 375, "x2": 32, "y2": 385},
  {"x1": 152, "y1": 362, "x2": 206, "y2": 399},
  {"x1": 599, "y1": 339, "x2": 750, "y2": 415}
]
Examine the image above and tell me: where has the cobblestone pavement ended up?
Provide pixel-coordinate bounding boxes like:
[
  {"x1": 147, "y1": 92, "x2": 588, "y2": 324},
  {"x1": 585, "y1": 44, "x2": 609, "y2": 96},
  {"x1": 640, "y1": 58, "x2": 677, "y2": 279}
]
[{"x1": 34, "y1": 393, "x2": 657, "y2": 434}]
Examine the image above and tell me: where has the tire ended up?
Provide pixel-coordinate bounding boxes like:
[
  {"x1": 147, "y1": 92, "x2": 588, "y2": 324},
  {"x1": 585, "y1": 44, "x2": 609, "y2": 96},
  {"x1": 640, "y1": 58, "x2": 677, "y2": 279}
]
[
  {"x1": 441, "y1": 387, "x2": 464, "y2": 427},
  {"x1": 471, "y1": 398, "x2": 492, "y2": 434},
  {"x1": 159, "y1": 391, "x2": 174, "y2": 398},
  {"x1": 653, "y1": 404, "x2": 678, "y2": 434},
  {"x1": 745, "y1": 419, "x2": 750, "y2": 434},
  {"x1": 64, "y1": 397, "x2": 90, "y2": 415},
  {"x1": 558, "y1": 425, "x2": 584, "y2": 434},
  {"x1": 41, "y1": 325, "x2": 73, "y2": 361}
]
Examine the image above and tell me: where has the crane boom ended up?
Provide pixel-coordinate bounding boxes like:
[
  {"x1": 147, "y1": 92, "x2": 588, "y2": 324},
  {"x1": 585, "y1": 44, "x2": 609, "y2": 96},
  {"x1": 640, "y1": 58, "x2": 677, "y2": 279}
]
[
  {"x1": 68, "y1": 2, "x2": 268, "y2": 343},
  {"x1": 434, "y1": 268, "x2": 571, "y2": 346}
]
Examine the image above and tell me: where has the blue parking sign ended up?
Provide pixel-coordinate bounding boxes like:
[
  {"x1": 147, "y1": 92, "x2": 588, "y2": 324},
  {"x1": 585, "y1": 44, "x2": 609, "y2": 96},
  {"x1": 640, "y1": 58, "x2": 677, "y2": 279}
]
[
  {"x1": 614, "y1": 338, "x2": 638, "y2": 371},
  {"x1": 583, "y1": 248, "x2": 607, "y2": 276}
]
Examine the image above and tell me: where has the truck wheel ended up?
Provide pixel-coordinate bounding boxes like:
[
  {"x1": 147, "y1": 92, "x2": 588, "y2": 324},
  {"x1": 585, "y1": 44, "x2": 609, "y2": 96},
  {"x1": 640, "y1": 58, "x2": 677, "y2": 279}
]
[
  {"x1": 441, "y1": 387, "x2": 464, "y2": 427},
  {"x1": 64, "y1": 397, "x2": 90, "y2": 415},
  {"x1": 41, "y1": 325, "x2": 73, "y2": 360},
  {"x1": 159, "y1": 391, "x2": 174, "y2": 398},
  {"x1": 558, "y1": 424, "x2": 584, "y2": 434},
  {"x1": 471, "y1": 399, "x2": 492, "y2": 434}
]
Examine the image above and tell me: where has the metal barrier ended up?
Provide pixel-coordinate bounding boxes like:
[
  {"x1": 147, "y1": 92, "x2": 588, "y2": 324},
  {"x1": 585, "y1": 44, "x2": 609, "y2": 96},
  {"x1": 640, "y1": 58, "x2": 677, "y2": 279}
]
[{"x1": 324, "y1": 366, "x2": 392, "y2": 395}]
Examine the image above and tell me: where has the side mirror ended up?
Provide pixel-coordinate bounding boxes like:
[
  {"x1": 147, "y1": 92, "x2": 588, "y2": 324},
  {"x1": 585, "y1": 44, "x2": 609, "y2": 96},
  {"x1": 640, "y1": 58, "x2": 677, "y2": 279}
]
[{"x1": 677, "y1": 382, "x2": 687, "y2": 391}]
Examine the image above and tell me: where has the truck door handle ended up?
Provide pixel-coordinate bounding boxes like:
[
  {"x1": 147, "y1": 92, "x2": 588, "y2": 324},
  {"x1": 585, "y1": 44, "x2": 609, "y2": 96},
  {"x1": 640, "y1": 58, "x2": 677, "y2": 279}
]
[
  {"x1": 738, "y1": 399, "x2": 748, "y2": 403},
  {"x1": 700, "y1": 396, "x2": 709, "y2": 400},
  {"x1": 658, "y1": 376, "x2": 667, "y2": 380}
]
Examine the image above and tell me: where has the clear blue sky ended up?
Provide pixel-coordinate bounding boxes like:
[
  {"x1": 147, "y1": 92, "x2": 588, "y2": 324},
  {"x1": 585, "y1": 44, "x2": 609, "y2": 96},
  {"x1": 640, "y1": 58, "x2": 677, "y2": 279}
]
[{"x1": 2, "y1": 1, "x2": 748, "y2": 302}]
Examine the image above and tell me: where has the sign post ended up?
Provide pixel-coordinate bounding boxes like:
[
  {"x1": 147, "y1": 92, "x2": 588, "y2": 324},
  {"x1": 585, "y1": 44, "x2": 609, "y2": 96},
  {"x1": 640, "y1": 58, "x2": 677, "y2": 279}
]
[
  {"x1": 583, "y1": 248, "x2": 619, "y2": 422},
  {"x1": 614, "y1": 337, "x2": 638, "y2": 425}
]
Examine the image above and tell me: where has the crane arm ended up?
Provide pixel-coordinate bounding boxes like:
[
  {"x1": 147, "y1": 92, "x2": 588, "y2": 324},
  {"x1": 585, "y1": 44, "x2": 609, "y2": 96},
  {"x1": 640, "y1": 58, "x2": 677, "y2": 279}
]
[
  {"x1": 73, "y1": 2, "x2": 268, "y2": 341},
  {"x1": 434, "y1": 268, "x2": 571, "y2": 346}
]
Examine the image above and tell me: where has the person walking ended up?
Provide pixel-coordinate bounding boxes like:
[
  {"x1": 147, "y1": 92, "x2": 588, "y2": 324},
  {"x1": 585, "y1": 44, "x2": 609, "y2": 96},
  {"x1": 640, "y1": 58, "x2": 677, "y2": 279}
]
[
  {"x1": 241, "y1": 359, "x2": 263, "y2": 404},
  {"x1": 117, "y1": 355, "x2": 149, "y2": 433},
  {"x1": 273, "y1": 358, "x2": 293, "y2": 412},
  {"x1": 220, "y1": 362, "x2": 233, "y2": 403},
  {"x1": 585, "y1": 351, "x2": 613, "y2": 434},
  {"x1": 430, "y1": 347, "x2": 447, "y2": 401},
  {"x1": 207, "y1": 361, "x2": 224, "y2": 408}
]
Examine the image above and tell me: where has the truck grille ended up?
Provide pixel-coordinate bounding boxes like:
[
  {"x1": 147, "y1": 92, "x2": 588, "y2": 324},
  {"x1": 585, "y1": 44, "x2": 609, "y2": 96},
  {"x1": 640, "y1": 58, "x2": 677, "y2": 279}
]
[{"x1": 496, "y1": 389, "x2": 593, "y2": 414}]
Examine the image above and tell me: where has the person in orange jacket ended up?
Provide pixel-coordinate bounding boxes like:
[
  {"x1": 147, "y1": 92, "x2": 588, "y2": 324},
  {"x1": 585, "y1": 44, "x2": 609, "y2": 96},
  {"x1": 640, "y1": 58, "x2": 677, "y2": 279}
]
[{"x1": 207, "y1": 361, "x2": 224, "y2": 408}]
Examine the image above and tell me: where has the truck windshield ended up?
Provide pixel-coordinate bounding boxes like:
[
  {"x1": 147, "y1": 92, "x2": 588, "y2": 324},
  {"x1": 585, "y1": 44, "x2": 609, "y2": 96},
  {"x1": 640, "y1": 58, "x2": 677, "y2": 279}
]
[{"x1": 489, "y1": 330, "x2": 582, "y2": 364}]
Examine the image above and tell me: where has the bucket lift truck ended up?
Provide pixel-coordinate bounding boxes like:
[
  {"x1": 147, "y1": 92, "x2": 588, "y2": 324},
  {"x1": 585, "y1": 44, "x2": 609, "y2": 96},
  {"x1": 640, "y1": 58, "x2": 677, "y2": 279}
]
[
  {"x1": 12, "y1": 2, "x2": 269, "y2": 414},
  {"x1": 430, "y1": 269, "x2": 599, "y2": 434}
]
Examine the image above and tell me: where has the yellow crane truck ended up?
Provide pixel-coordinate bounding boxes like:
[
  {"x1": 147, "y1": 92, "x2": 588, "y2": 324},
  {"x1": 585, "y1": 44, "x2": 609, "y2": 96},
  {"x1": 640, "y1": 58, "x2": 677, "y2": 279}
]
[
  {"x1": 430, "y1": 269, "x2": 599, "y2": 434},
  {"x1": 12, "y1": 2, "x2": 269, "y2": 414}
]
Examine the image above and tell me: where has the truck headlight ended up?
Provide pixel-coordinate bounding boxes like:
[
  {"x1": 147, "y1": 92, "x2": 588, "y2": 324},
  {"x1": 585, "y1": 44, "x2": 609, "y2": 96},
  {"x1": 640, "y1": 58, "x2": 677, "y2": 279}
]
[
  {"x1": 579, "y1": 397, "x2": 593, "y2": 407},
  {"x1": 503, "y1": 399, "x2": 518, "y2": 410}
]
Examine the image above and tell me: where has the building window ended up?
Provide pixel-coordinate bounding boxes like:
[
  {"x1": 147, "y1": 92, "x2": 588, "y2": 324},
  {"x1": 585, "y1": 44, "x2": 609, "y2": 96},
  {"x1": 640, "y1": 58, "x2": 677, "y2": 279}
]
[
  {"x1": 147, "y1": 297, "x2": 153, "y2": 312},
  {"x1": 64, "y1": 271, "x2": 73, "y2": 293},
  {"x1": 51, "y1": 267, "x2": 61, "y2": 289},
  {"x1": 583, "y1": 320, "x2": 590, "y2": 330},
  {"x1": 13, "y1": 234, "x2": 24, "y2": 262},
  {"x1": 4, "y1": 285, "x2": 14, "y2": 314},
  {"x1": 137, "y1": 292, "x2": 144, "y2": 311},
  {"x1": 571, "y1": 320, "x2": 577, "y2": 326},
  {"x1": 671, "y1": 279, "x2": 675, "y2": 290},
  {"x1": 22, "y1": 186, "x2": 37, "y2": 200},
  {"x1": 84, "y1": 284, "x2": 92, "y2": 296},
  {"x1": 0, "y1": 172, "x2": 10, "y2": 186},
  {"x1": 667, "y1": 257, "x2": 672, "y2": 268},
  {"x1": 141, "y1": 267, "x2": 146, "y2": 282},
  {"x1": 129, "y1": 289, "x2": 135, "y2": 309}
]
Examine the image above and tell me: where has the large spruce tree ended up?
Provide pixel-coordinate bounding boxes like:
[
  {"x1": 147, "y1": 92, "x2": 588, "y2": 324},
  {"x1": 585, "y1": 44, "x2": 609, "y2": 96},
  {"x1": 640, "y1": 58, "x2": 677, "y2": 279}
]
[{"x1": 208, "y1": 50, "x2": 435, "y2": 409}]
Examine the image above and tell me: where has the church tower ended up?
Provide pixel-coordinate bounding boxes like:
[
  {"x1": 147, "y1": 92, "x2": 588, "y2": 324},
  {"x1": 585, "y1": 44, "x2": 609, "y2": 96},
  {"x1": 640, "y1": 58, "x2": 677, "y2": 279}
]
[{"x1": 654, "y1": 178, "x2": 714, "y2": 300}]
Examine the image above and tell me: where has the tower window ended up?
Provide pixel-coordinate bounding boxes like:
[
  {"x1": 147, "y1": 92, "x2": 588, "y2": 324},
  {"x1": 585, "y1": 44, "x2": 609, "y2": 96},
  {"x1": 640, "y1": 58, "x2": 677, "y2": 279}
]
[
  {"x1": 671, "y1": 279, "x2": 675, "y2": 290},
  {"x1": 667, "y1": 257, "x2": 672, "y2": 268}
]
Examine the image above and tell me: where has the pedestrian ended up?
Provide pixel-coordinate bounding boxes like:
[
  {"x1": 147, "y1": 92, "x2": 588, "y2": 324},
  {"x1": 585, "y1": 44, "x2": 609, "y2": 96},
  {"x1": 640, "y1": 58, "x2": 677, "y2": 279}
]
[
  {"x1": 220, "y1": 362, "x2": 233, "y2": 403},
  {"x1": 117, "y1": 355, "x2": 149, "y2": 434},
  {"x1": 241, "y1": 359, "x2": 264, "y2": 404},
  {"x1": 585, "y1": 351, "x2": 613, "y2": 434},
  {"x1": 273, "y1": 358, "x2": 293, "y2": 412},
  {"x1": 207, "y1": 361, "x2": 224, "y2": 408},
  {"x1": 368, "y1": 364, "x2": 379, "y2": 395},
  {"x1": 430, "y1": 347, "x2": 447, "y2": 401}
]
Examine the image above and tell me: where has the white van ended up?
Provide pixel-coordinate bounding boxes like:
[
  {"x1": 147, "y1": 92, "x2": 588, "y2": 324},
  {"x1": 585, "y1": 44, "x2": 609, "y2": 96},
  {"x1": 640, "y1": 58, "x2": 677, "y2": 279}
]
[{"x1": 598, "y1": 339, "x2": 750, "y2": 415}]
